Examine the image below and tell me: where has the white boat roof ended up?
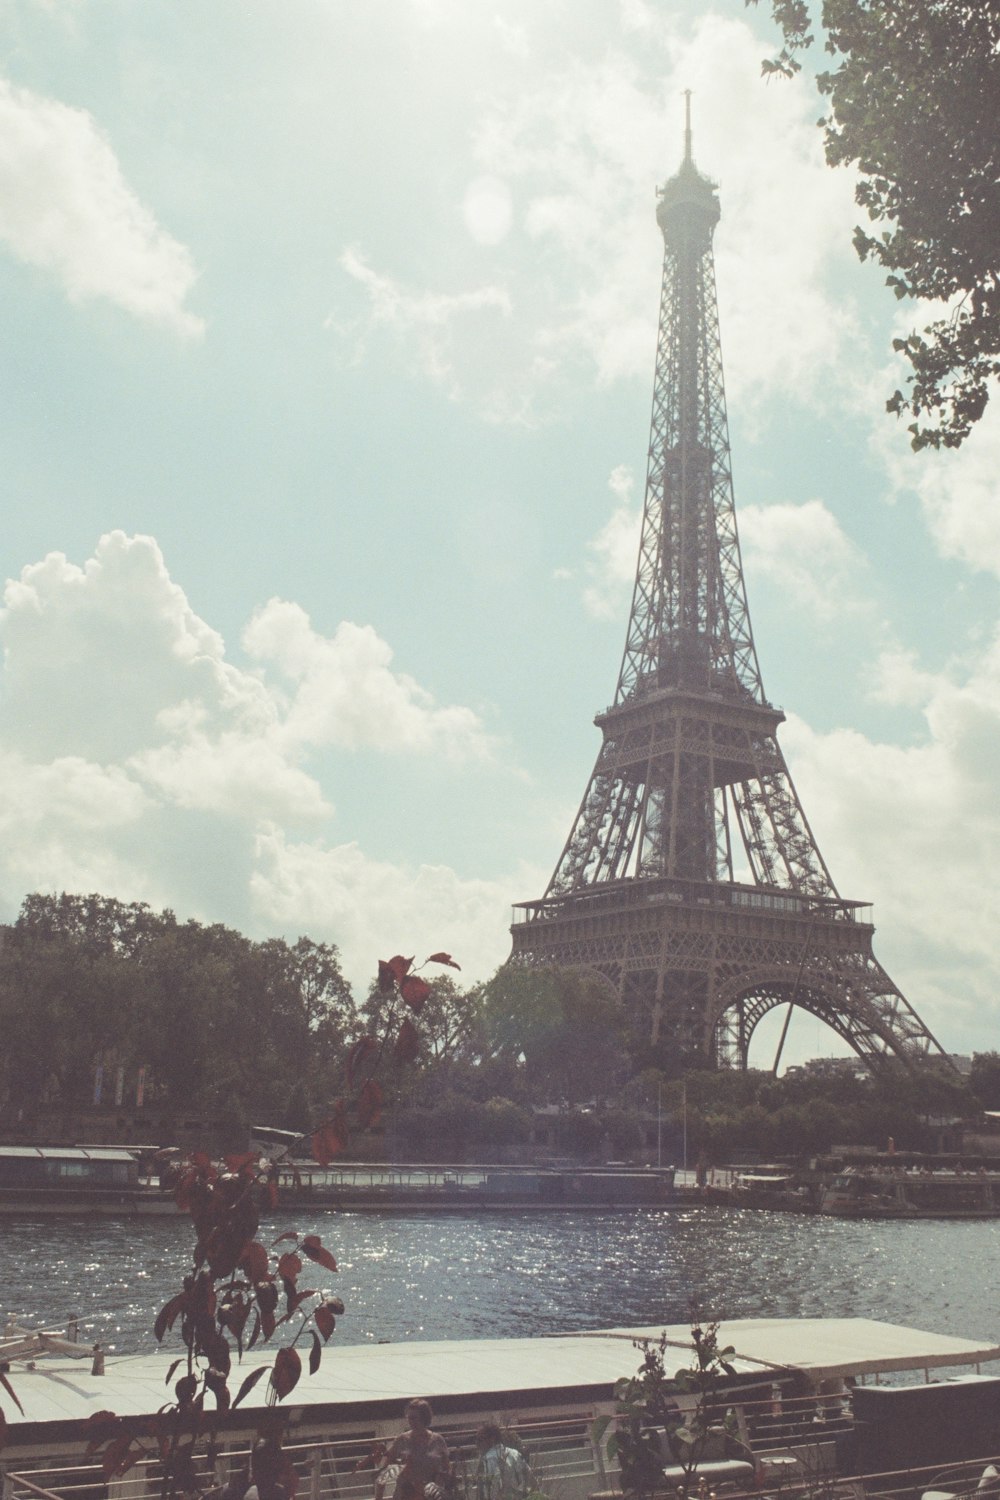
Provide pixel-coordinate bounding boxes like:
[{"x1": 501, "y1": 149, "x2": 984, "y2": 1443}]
[
  {"x1": 5, "y1": 1318, "x2": 1000, "y2": 1437},
  {"x1": 582, "y1": 1318, "x2": 1000, "y2": 1380}
]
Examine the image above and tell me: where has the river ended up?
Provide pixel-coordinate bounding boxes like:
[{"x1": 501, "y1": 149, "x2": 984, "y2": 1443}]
[{"x1": 3, "y1": 1206, "x2": 1000, "y2": 1359}]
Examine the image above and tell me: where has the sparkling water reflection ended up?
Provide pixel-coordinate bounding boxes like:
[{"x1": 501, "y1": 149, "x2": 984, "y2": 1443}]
[{"x1": 2, "y1": 1207, "x2": 998, "y2": 1355}]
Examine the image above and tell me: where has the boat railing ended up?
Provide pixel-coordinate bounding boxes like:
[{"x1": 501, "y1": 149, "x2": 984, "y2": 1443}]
[{"x1": 4, "y1": 1411, "x2": 613, "y2": 1500}]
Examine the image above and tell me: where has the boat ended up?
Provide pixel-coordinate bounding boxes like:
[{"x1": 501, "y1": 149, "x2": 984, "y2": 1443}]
[
  {"x1": 728, "y1": 1167, "x2": 817, "y2": 1212},
  {"x1": 0, "y1": 1145, "x2": 179, "y2": 1216},
  {"x1": 819, "y1": 1164, "x2": 1000, "y2": 1218},
  {"x1": 273, "y1": 1161, "x2": 676, "y2": 1211},
  {"x1": 3, "y1": 1317, "x2": 1000, "y2": 1500}
]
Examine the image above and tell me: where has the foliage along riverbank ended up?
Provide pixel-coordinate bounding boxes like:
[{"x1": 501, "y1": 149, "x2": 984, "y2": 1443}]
[{"x1": 0, "y1": 890, "x2": 993, "y2": 1163}]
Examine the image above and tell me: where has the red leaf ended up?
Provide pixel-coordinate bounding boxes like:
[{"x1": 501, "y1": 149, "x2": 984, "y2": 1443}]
[
  {"x1": 277, "y1": 1251, "x2": 302, "y2": 1282},
  {"x1": 205, "y1": 1368, "x2": 231, "y2": 1413},
  {"x1": 308, "y1": 1330, "x2": 322, "y2": 1376},
  {"x1": 241, "y1": 1241, "x2": 270, "y2": 1282},
  {"x1": 312, "y1": 1104, "x2": 348, "y2": 1166},
  {"x1": 224, "y1": 1152, "x2": 257, "y2": 1173},
  {"x1": 271, "y1": 1232, "x2": 300, "y2": 1246},
  {"x1": 232, "y1": 1364, "x2": 269, "y2": 1409},
  {"x1": 358, "y1": 1078, "x2": 384, "y2": 1130},
  {"x1": 154, "y1": 1292, "x2": 187, "y2": 1343},
  {"x1": 346, "y1": 1034, "x2": 378, "y2": 1088},
  {"x1": 301, "y1": 1235, "x2": 337, "y2": 1273},
  {"x1": 270, "y1": 1347, "x2": 301, "y2": 1401},
  {"x1": 314, "y1": 1303, "x2": 336, "y2": 1342},
  {"x1": 428, "y1": 952, "x2": 461, "y2": 970},
  {"x1": 378, "y1": 954, "x2": 413, "y2": 991},
  {"x1": 399, "y1": 976, "x2": 431, "y2": 1013},
  {"x1": 102, "y1": 1436, "x2": 138, "y2": 1480},
  {"x1": 84, "y1": 1410, "x2": 122, "y2": 1455},
  {"x1": 395, "y1": 1017, "x2": 420, "y2": 1063},
  {"x1": 0, "y1": 1370, "x2": 24, "y2": 1415}
]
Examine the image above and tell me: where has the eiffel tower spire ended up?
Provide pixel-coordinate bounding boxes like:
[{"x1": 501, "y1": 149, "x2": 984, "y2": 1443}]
[{"x1": 511, "y1": 119, "x2": 951, "y2": 1074}]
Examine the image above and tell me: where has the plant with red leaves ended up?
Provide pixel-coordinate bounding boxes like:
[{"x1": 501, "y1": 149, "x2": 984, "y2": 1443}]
[{"x1": 82, "y1": 951, "x2": 457, "y2": 1500}]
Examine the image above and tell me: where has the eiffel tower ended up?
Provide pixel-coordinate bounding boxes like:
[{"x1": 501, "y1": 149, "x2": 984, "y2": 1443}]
[{"x1": 510, "y1": 107, "x2": 951, "y2": 1075}]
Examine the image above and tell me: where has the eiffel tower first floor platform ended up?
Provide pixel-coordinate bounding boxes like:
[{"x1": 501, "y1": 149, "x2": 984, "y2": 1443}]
[{"x1": 509, "y1": 876, "x2": 951, "y2": 1073}]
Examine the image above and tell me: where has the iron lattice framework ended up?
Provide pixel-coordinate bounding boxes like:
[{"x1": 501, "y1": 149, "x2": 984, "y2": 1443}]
[{"x1": 510, "y1": 124, "x2": 950, "y2": 1074}]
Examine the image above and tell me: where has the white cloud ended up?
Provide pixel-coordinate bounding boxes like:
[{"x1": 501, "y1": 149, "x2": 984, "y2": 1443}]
[
  {"x1": 0, "y1": 533, "x2": 510, "y2": 988},
  {"x1": 462, "y1": 176, "x2": 514, "y2": 246},
  {"x1": 0, "y1": 78, "x2": 202, "y2": 335},
  {"x1": 874, "y1": 400, "x2": 1000, "y2": 580},
  {"x1": 336, "y1": 246, "x2": 511, "y2": 399},
  {"x1": 739, "y1": 499, "x2": 869, "y2": 620},
  {"x1": 251, "y1": 830, "x2": 534, "y2": 995},
  {"x1": 470, "y1": 12, "x2": 861, "y2": 415},
  {"x1": 330, "y1": 12, "x2": 861, "y2": 425},
  {"x1": 581, "y1": 464, "x2": 640, "y2": 618},
  {"x1": 244, "y1": 599, "x2": 494, "y2": 761},
  {"x1": 783, "y1": 626, "x2": 1000, "y2": 1049}
]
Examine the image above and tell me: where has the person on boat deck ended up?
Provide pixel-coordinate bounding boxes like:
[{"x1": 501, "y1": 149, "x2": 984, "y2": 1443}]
[
  {"x1": 475, "y1": 1423, "x2": 535, "y2": 1500},
  {"x1": 378, "y1": 1399, "x2": 453, "y2": 1500}
]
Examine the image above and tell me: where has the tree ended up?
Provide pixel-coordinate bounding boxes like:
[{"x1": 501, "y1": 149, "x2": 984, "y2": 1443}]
[
  {"x1": 480, "y1": 966, "x2": 627, "y2": 1105},
  {"x1": 970, "y1": 1052, "x2": 1000, "y2": 1110},
  {"x1": 750, "y1": 0, "x2": 1000, "y2": 448}
]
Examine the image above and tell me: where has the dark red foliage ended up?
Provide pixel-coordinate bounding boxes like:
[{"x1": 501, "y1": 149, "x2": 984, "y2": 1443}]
[
  {"x1": 312, "y1": 1102, "x2": 348, "y2": 1166},
  {"x1": 378, "y1": 954, "x2": 413, "y2": 991},
  {"x1": 101, "y1": 1434, "x2": 139, "y2": 1480},
  {"x1": 314, "y1": 1302, "x2": 336, "y2": 1341},
  {"x1": 84, "y1": 1411, "x2": 122, "y2": 1454},
  {"x1": 301, "y1": 1235, "x2": 337, "y2": 1273},
  {"x1": 395, "y1": 1017, "x2": 420, "y2": 1063},
  {"x1": 270, "y1": 1347, "x2": 302, "y2": 1400},
  {"x1": 242, "y1": 1241, "x2": 270, "y2": 1281},
  {"x1": 204, "y1": 1367, "x2": 231, "y2": 1412},
  {"x1": 154, "y1": 1293, "x2": 187, "y2": 1344},
  {"x1": 428, "y1": 952, "x2": 461, "y2": 970},
  {"x1": 232, "y1": 1365, "x2": 268, "y2": 1409},
  {"x1": 358, "y1": 1077, "x2": 384, "y2": 1128},
  {"x1": 399, "y1": 975, "x2": 431, "y2": 1013},
  {"x1": 0, "y1": 1370, "x2": 24, "y2": 1416},
  {"x1": 277, "y1": 1251, "x2": 302, "y2": 1281},
  {"x1": 346, "y1": 1034, "x2": 378, "y2": 1087}
]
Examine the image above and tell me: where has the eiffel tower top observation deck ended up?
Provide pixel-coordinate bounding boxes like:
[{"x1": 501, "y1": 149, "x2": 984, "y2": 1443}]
[{"x1": 510, "y1": 106, "x2": 951, "y2": 1074}]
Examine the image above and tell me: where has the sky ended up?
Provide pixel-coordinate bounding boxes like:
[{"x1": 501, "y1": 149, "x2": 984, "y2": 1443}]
[{"x1": 0, "y1": 0, "x2": 998, "y2": 1068}]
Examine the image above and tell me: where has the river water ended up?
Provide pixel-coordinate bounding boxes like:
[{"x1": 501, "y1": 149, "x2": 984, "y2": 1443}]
[{"x1": 2, "y1": 1207, "x2": 998, "y2": 1358}]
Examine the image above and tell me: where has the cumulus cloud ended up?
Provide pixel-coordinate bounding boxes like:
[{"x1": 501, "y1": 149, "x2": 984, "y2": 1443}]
[
  {"x1": 783, "y1": 626, "x2": 1000, "y2": 1050},
  {"x1": 251, "y1": 829, "x2": 536, "y2": 996},
  {"x1": 330, "y1": 12, "x2": 860, "y2": 425},
  {"x1": 739, "y1": 499, "x2": 869, "y2": 620},
  {"x1": 0, "y1": 533, "x2": 512, "y2": 990},
  {"x1": 472, "y1": 12, "x2": 859, "y2": 414},
  {"x1": 872, "y1": 399, "x2": 1000, "y2": 580},
  {"x1": 244, "y1": 599, "x2": 493, "y2": 760},
  {"x1": 0, "y1": 78, "x2": 202, "y2": 335}
]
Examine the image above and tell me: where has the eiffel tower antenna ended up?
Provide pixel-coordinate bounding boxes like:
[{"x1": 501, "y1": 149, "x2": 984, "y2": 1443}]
[{"x1": 510, "y1": 122, "x2": 952, "y2": 1076}]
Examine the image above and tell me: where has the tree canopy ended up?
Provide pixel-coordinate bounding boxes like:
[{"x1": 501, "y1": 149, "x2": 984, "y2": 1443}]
[{"x1": 750, "y1": 0, "x2": 1000, "y2": 448}]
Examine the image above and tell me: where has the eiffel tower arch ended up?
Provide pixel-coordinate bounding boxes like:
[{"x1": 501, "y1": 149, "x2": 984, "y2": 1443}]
[{"x1": 510, "y1": 109, "x2": 952, "y2": 1076}]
